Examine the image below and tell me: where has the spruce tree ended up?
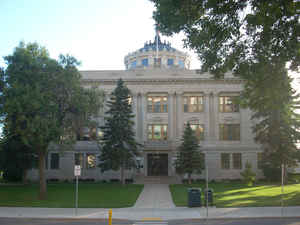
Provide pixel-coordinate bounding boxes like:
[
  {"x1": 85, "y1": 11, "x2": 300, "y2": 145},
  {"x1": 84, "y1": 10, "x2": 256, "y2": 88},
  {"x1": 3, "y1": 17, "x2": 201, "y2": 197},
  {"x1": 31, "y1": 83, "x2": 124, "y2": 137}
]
[
  {"x1": 240, "y1": 161, "x2": 256, "y2": 186},
  {"x1": 99, "y1": 78, "x2": 140, "y2": 185},
  {"x1": 175, "y1": 122, "x2": 204, "y2": 184}
]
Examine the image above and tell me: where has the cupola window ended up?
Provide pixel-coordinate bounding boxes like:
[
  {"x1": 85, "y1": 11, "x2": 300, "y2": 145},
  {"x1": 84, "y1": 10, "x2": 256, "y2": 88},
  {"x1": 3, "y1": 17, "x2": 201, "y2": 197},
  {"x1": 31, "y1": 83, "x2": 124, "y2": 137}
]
[
  {"x1": 130, "y1": 60, "x2": 137, "y2": 69},
  {"x1": 154, "y1": 58, "x2": 161, "y2": 67},
  {"x1": 142, "y1": 58, "x2": 148, "y2": 67},
  {"x1": 167, "y1": 58, "x2": 174, "y2": 66},
  {"x1": 178, "y1": 60, "x2": 184, "y2": 68}
]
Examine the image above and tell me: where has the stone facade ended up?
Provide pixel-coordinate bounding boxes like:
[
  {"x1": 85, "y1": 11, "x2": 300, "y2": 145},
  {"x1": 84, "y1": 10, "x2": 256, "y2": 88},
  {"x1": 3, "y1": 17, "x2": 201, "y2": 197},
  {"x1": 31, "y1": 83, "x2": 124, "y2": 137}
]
[{"x1": 27, "y1": 34, "x2": 263, "y2": 182}]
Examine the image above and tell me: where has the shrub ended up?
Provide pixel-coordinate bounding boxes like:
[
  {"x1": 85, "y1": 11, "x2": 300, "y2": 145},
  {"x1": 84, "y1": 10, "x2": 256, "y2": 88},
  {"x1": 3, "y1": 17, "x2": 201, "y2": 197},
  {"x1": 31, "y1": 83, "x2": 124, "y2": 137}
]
[
  {"x1": 125, "y1": 178, "x2": 134, "y2": 184},
  {"x1": 195, "y1": 179, "x2": 205, "y2": 183},
  {"x1": 262, "y1": 164, "x2": 281, "y2": 182},
  {"x1": 182, "y1": 179, "x2": 195, "y2": 184},
  {"x1": 2, "y1": 167, "x2": 23, "y2": 182},
  {"x1": 109, "y1": 178, "x2": 120, "y2": 183},
  {"x1": 288, "y1": 173, "x2": 300, "y2": 184},
  {"x1": 47, "y1": 178, "x2": 59, "y2": 183},
  {"x1": 240, "y1": 161, "x2": 256, "y2": 186}
]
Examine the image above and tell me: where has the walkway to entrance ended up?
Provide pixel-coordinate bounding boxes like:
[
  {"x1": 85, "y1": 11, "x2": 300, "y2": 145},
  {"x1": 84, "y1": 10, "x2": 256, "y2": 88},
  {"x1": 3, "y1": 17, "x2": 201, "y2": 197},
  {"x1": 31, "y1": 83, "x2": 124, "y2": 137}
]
[{"x1": 133, "y1": 184, "x2": 175, "y2": 208}]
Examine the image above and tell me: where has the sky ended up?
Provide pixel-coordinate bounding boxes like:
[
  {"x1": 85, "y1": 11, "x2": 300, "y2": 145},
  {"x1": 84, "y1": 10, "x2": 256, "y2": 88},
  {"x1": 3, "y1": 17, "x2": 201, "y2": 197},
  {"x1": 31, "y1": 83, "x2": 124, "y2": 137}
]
[
  {"x1": 0, "y1": 0, "x2": 200, "y2": 70},
  {"x1": 0, "y1": 0, "x2": 298, "y2": 89}
]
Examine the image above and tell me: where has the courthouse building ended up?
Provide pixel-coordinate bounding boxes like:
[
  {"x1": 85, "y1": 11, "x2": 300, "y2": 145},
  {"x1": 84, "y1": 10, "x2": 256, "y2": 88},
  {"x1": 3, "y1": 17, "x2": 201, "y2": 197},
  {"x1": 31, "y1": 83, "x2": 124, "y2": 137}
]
[{"x1": 28, "y1": 33, "x2": 263, "y2": 182}]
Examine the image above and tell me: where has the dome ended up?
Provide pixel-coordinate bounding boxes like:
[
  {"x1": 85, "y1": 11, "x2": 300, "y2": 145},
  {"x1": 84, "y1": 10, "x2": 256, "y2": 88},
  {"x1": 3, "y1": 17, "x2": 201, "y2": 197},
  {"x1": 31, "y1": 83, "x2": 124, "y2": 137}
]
[{"x1": 124, "y1": 33, "x2": 190, "y2": 70}]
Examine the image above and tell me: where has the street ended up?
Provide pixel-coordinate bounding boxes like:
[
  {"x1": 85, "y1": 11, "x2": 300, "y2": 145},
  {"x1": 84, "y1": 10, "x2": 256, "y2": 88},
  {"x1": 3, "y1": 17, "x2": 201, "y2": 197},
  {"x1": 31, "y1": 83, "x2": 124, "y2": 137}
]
[{"x1": 0, "y1": 218, "x2": 300, "y2": 225}]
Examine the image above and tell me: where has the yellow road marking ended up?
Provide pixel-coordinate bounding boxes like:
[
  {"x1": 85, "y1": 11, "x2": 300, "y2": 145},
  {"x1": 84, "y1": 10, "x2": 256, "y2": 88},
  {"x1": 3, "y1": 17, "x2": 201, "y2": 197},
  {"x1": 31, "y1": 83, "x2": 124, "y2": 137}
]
[{"x1": 141, "y1": 217, "x2": 162, "y2": 221}]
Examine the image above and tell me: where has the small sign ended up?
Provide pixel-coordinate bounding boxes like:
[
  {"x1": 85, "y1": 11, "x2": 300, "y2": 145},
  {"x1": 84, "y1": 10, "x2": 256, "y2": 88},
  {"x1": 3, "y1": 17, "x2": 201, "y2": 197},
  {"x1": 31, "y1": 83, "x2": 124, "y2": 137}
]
[{"x1": 74, "y1": 165, "x2": 81, "y2": 176}]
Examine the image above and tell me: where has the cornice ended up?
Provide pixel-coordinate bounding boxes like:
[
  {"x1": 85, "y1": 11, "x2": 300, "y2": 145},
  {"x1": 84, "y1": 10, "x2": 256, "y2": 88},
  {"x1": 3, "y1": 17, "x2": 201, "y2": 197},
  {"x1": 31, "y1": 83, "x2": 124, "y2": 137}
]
[{"x1": 81, "y1": 78, "x2": 244, "y2": 86}]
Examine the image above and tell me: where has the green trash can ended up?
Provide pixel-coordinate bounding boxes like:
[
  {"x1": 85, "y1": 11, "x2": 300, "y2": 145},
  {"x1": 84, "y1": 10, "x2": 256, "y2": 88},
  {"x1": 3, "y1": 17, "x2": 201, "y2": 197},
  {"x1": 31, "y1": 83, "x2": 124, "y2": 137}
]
[
  {"x1": 188, "y1": 188, "x2": 201, "y2": 207},
  {"x1": 204, "y1": 188, "x2": 214, "y2": 206}
]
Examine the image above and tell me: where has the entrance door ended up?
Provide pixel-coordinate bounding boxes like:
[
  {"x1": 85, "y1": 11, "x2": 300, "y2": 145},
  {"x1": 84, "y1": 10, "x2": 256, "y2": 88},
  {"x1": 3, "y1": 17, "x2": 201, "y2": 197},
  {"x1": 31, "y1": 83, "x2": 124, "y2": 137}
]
[{"x1": 147, "y1": 153, "x2": 168, "y2": 176}]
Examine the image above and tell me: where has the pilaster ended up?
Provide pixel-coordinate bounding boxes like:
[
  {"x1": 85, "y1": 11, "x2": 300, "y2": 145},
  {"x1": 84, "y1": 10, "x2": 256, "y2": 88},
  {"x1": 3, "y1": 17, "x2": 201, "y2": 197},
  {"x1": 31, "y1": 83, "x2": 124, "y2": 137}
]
[
  {"x1": 168, "y1": 92, "x2": 173, "y2": 140},
  {"x1": 140, "y1": 92, "x2": 147, "y2": 142},
  {"x1": 176, "y1": 91, "x2": 183, "y2": 138},
  {"x1": 132, "y1": 92, "x2": 138, "y2": 139},
  {"x1": 208, "y1": 91, "x2": 217, "y2": 142},
  {"x1": 168, "y1": 91, "x2": 177, "y2": 141}
]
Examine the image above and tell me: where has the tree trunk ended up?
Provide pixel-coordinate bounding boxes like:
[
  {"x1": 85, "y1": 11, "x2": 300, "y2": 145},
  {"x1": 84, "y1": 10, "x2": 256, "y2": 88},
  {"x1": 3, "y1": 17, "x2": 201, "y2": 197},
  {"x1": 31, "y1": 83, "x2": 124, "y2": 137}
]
[
  {"x1": 188, "y1": 173, "x2": 192, "y2": 185},
  {"x1": 22, "y1": 169, "x2": 28, "y2": 184},
  {"x1": 121, "y1": 163, "x2": 125, "y2": 185},
  {"x1": 38, "y1": 151, "x2": 47, "y2": 200},
  {"x1": 284, "y1": 163, "x2": 288, "y2": 184}
]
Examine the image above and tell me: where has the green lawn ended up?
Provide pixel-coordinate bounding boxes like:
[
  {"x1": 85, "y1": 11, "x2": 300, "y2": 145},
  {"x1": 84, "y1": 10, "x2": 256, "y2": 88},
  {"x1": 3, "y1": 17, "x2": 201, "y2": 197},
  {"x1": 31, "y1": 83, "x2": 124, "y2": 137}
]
[
  {"x1": 170, "y1": 182, "x2": 300, "y2": 207},
  {"x1": 0, "y1": 183, "x2": 143, "y2": 208}
]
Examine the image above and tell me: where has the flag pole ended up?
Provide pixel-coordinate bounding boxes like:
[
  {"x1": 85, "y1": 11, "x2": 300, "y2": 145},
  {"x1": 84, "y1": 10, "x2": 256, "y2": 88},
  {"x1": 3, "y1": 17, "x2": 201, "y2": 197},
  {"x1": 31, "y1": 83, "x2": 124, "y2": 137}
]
[{"x1": 156, "y1": 25, "x2": 159, "y2": 64}]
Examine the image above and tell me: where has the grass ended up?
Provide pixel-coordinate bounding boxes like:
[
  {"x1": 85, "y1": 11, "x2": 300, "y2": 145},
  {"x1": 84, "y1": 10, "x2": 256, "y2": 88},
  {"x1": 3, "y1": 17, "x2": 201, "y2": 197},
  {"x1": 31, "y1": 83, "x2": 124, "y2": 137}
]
[
  {"x1": 170, "y1": 182, "x2": 300, "y2": 207},
  {"x1": 0, "y1": 183, "x2": 143, "y2": 208}
]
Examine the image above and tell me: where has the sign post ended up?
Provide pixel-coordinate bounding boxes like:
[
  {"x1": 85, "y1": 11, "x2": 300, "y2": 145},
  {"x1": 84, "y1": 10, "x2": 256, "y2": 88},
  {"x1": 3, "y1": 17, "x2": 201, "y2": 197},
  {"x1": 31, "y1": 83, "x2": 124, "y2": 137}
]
[
  {"x1": 206, "y1": 164, "x2": 209, "y2": 219},
  {"x1": 281, "y1": 164, "x2": 284, "y2": 217},
  {"x1": 74, "y1": 165, "x2": 81, "y2": 216}
]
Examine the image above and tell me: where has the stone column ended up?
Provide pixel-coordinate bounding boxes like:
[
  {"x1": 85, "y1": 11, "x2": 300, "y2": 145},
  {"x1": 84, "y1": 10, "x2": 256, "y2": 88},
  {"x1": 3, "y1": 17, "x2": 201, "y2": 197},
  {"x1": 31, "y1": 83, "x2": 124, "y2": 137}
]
[
  {"x1": 173, "y1": 92, "x2": 177, "y2": 140},
  {"x1": 204, "y1": 92, "x2": 210, "y2": 142},
  {"x1": 140, "y1": 92, "x2": 147, "y2": 142},
  {"x1": 176, "y1": 92, "x2": 183, "y2": 138},
  {"x1": 168, "y1": 92, "x2": 174, "y2": 140},
  {"x1": 209, "y1": 92, "x2": 216, "y2": 142},
  {"x1": 132, "y1": 92, "x2": 138, "y2": 139}
]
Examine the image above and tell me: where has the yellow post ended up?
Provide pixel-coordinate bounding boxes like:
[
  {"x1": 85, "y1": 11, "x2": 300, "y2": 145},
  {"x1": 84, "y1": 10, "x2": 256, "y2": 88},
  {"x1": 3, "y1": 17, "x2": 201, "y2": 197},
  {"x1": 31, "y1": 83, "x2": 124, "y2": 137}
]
[{"x1": 108, "y1": 209, "x2": 112, "y2": 225}]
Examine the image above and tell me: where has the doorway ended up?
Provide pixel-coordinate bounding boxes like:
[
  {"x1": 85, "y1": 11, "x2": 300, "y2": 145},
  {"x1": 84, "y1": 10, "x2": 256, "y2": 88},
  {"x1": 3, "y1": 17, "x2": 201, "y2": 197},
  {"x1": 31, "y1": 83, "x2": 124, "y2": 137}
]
[{"x1": 147, "y1": 153, "x2": 168, "y2": 176}]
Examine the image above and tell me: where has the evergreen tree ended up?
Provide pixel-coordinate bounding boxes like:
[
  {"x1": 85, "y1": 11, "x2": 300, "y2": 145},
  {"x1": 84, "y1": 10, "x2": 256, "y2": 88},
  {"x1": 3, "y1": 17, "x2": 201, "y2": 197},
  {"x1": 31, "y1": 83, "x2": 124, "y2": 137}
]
[
  {"x1": 99, "y1": 78, "x2": 140, "y2": 185},
  {"x1": 151, "y1": 0, "x2": 300, "y2": 176},
  {"x1": 175, "y1": 122, "x2": 204, "y2": 184},
  {"x1": 240, "y1": 161, "x2": 256, "y2": 186}
]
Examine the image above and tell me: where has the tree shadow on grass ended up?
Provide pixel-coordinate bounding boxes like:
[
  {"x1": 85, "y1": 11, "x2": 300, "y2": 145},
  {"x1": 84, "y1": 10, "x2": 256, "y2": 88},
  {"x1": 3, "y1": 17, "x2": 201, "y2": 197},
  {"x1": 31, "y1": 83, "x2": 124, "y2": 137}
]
[
  {"x1": 170, "y1": 183, "x2": 300, "y2": 207},
  {"x1": 215, "y1": 190, "x2": 300, "y2": 207}
]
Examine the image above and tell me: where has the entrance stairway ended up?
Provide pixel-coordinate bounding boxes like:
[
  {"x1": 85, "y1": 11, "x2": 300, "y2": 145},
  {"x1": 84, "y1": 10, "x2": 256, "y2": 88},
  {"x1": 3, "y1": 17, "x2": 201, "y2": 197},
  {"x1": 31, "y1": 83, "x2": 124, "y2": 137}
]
[{"x1": 134, "y1": 175, "x2": 182, "y2": 184}]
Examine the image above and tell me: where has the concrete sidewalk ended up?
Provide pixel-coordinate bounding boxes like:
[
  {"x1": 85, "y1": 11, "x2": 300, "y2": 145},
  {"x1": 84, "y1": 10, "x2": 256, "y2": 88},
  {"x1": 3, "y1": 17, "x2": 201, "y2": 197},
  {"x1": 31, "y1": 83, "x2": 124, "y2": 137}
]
[
  {"x1": 134, "y1": 184, "x2": 175, "y2": 208},
  {"x1": 0, "y1": 206, "x2": 300, "y2": 220}
]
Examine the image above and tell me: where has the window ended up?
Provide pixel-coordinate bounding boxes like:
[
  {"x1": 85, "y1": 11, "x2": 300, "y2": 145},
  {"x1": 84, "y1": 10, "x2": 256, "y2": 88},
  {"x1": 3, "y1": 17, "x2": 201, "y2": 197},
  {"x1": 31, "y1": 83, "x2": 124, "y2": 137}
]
[
  {"x1": 98, "y1": 129, "x2": 104, "y2": 139},
  {"x1": 86, "y1": 153, "x2": 96, "y2": 169},
  {"x1": 219, "y1": 96, "x2": 239, "y2": 112},
  {"x1": 167, "y1": 58, "x2": 174, "y2": 66},
  {"x1": 183, "y1": 96, "x2": 203, "y2": 112},
  {"x1": 148, "y1": 124, "x2": 168, "y2": 140},
  {"x1": 128, "y1": 96, "x2": 132, "y2": 105},
  {"x1": 221, "y1": 153, "x2": 230, "y2": 169},
  {"x1": 154, "y1": 58, "x2": 161, "y2": 67},
  {"x1": 233, "y1": 153, "x2": 242, "y2": 169},
  {"x1": 178, "y1": 60, "x2": 184, "y2": 68},
  {"x1": 147, "y1": 96, "x2": 168, "y2": 113},
  {"x1": 89, "y1": 127, "x2": 97, "y2": 140},
  {"x1": 75, "y1": 153, "x2": 84, "y2": 168},
  {"x1": 190, "y1": 123, "x2": 205, "y2": 141},
  {"x1": 50, "y1": 153, "x2": 59, "y2": 170},
  {"x1": 257, "y1": 152, "x2": 263, "y2": 169},
  {"x1": 142, "y1": 58, "x2": 148, "y2": 67},
  {"x1": 130, "y1": 60, "x2": 137, "y2": 69},
  {"x1": 219, "y1": 124, "x2": 240, "y2": 141}
]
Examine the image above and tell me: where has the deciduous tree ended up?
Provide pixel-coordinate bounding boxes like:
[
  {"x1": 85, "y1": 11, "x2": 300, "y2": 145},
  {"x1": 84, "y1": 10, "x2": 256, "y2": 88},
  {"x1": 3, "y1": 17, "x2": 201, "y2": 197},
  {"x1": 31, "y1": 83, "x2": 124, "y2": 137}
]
[
  {"x1": 0, "y1": 42, "x2": 102, "y2": 199},
  {"x1": 151, "y1": 0, "x2": 300, "y2": 175}
]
